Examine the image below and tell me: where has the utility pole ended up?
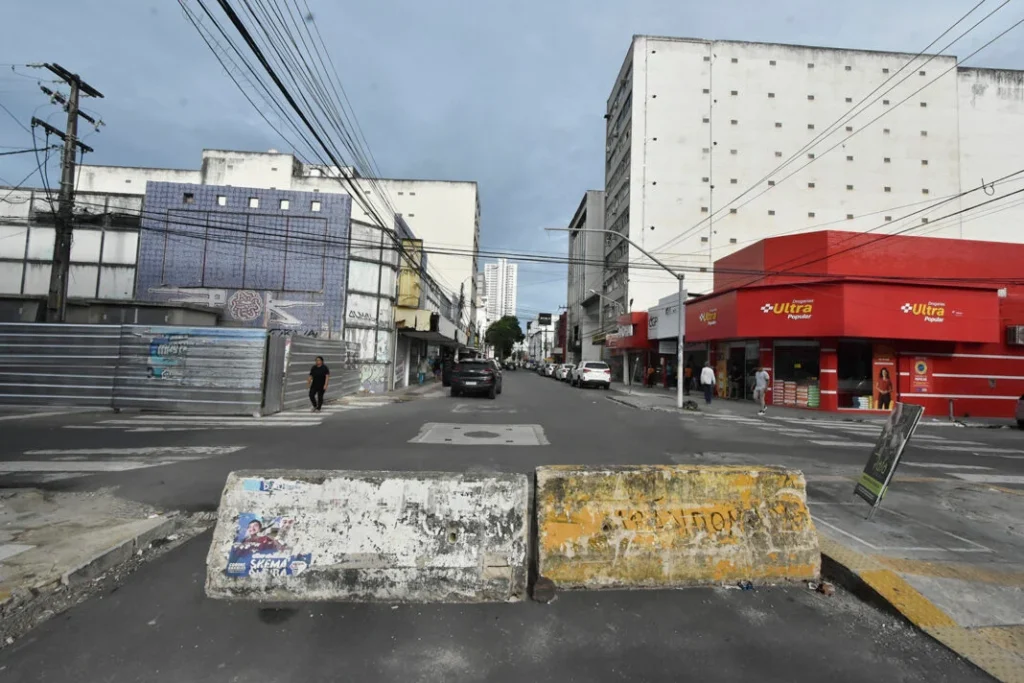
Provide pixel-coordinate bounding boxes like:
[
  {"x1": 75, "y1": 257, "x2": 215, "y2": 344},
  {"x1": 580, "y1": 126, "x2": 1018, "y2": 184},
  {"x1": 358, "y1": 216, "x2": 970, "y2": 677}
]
[{"x1": 32, "y1": 63, "x2": 103, "y2": 322}]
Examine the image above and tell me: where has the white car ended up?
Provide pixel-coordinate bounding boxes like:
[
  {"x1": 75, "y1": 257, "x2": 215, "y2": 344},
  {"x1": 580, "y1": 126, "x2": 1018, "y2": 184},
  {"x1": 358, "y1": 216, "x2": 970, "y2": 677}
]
[
  {"x1": 544, "y1": 363, "x2": 556, "y2": 377},
  {"x1": 555, "y1": 363, "x2": 574, "y2": 381},
  {"x1": 572, "y1": 361, "x2": 612, "y2": 389}
]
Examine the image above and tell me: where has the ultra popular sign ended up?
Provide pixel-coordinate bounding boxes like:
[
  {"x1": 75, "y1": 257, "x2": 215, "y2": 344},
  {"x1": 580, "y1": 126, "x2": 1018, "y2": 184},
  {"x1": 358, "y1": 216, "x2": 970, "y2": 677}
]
[
  {"x1": 900, "y1": 301, "x2": 947, "y2": 323},
  {"x1": 760, "y1": 299, "x2": 814, "y2": 321},
  {"x1": 698, "y1": 309, "x2": 719, "y2": 326}
]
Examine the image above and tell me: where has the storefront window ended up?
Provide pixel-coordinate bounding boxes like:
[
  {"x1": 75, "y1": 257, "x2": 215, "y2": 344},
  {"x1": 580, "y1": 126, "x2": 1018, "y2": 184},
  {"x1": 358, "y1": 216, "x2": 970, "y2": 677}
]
[
  {"x1": 774, "y1": 343, "x2": 820, "y2": 408},
  {"x1": 837, "y1": 341, "x2": 874, "y2": 409}
]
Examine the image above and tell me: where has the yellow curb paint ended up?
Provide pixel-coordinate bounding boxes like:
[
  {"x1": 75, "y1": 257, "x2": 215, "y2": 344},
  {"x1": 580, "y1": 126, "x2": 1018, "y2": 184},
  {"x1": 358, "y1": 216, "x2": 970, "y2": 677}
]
[
  {"x1": 976, "y1": 626, "x2": 1024, "y2": 658},
  {"x1": 876, "y1": 557, "x2": 1024, "y2": 587},
  {"x1": 858, "y1": 569, "x2": 957, "y2": 629},
  {"x1": 928, "y1": 626, "x2": 1024, "y2": 683}
]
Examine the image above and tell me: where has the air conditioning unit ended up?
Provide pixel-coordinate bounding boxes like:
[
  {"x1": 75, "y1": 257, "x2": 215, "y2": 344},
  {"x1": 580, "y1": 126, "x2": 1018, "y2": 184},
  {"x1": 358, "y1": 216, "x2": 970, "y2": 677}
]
[{"x1": 1007, "y1": 325, "x2": 1024, "y2": 346}]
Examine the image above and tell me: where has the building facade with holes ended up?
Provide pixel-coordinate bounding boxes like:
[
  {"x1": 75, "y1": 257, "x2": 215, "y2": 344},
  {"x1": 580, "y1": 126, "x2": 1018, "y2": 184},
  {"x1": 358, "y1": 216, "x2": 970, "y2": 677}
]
[
  {"x1": 681, "y1": 230, "x2": 1024, "y2": 420},
  {"x1": 603, "y1": 36, "x2": 1024, "y2": 321}
]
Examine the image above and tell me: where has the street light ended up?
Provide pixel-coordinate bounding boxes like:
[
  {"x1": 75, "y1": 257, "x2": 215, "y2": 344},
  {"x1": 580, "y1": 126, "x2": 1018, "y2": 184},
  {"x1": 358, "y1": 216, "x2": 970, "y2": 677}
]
[
  {"x1": 589, "y1": 288, "x2": 624, "y2": 313},
  {"x1": 549, "y1": 228, "x2": 686, "y2": 410}
]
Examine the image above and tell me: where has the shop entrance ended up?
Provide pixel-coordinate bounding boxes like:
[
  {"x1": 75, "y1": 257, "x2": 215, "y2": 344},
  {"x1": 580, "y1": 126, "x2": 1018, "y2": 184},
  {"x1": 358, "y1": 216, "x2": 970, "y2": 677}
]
[
  {"x1": 774, "y1": 342, "x2": 821, "y2": 408},
  {"x1": 837, "y1": 341, "x2": 873, "y2": 409}
]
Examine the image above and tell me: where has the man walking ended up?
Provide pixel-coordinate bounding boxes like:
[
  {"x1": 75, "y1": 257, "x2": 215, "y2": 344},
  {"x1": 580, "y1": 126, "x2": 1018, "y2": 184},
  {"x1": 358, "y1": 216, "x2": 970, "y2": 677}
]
[
  {"x1": 307, "y1": 356, "x2": 330, "y2": 412},
  {"x1": 753, "y1": 365, "x2": 770, "y2": 416},
  {"x1": 700, "y1": 361, "x2": 716, "y2": 405}
]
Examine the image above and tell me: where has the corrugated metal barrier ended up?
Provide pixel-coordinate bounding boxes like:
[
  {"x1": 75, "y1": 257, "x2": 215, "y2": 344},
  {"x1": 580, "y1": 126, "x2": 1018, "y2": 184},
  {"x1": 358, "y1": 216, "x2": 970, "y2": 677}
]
[
  {"x1": 112, "y1": 326, "x2": 268, "y2": 415},
  {"x1": 281, "y1": 336, "x2": 360, "y2": 411},
  {"x1": 0, "y1": 323, "x2": 121, "y2": 407}
]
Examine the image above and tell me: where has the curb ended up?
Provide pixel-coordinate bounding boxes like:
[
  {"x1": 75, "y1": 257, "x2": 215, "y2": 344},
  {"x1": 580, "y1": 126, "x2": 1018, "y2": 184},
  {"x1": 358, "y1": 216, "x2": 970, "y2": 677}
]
[
  {"x1": 819, "y1": 536, "x2": 1024, "y2": 683},
  {"x1": 60, "y1": 516, "x2": 179, "y2": 586}
]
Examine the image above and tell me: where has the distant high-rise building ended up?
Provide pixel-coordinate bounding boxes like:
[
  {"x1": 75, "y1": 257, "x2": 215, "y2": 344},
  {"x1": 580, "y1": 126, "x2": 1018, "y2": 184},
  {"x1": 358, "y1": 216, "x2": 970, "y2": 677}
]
[{"x1": 484, "y1": 258, "x2": 518, "y2": 321}]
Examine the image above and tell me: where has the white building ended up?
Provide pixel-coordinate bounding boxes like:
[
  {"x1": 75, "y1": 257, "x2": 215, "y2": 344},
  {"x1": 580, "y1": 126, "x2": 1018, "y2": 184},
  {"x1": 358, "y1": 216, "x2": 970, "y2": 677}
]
[
  {"x1": 0, "y1": 149, "x2": 480, "y2": 330},
  {"x1": 483, "y1": 258, "x2": 517, "y2": 322},
  {"x1": 603, "y1": 35, "x2": 1024, "y2": 316},
  {"x1": 526, "y1": 315, "x2": 554, "y2": 361},
  {"x1": 566, "y1": 191, "x2": 606, "y2": 363}
]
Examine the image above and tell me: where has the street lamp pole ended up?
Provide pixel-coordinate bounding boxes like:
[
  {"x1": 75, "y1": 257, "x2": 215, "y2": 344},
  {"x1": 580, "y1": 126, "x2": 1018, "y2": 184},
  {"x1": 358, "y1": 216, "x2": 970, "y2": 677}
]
[{"x1": 550, "y1": 228, "x2": 686, "y2": 410}]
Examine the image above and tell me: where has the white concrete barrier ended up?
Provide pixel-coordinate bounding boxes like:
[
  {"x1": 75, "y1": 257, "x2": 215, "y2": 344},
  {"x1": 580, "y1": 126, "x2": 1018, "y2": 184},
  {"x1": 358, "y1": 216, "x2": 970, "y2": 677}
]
[{"x1": 205, "y1": 470, "x2": 529, "y2": 603}]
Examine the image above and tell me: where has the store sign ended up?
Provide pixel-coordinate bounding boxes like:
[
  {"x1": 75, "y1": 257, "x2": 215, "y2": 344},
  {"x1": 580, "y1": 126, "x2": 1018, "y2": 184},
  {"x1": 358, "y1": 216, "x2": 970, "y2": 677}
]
[
  {"x1": 900, "y1": 301, "x2": 948, "y2": 324},
  {"x1": 647, "y1": 299, "x2": 684, "y2": 340},
  {"x1": 698, "y1": 309, "x2": 718, "y2": 326},
  {"x1": 760, "y1": 299, "x2": 814, "y2": 320},
  {"x1": 911, "y1": 357, "x2": 932, "y2": 393},
  {"x1": 606, "y1": 333, "x2": 620, "y2": 349},
  {"x1": 617, "y1": 324, "x2": 634, "y2": 338},
  {"x1": 538, "y1": 313, "x2": 552, "y2": 325}
]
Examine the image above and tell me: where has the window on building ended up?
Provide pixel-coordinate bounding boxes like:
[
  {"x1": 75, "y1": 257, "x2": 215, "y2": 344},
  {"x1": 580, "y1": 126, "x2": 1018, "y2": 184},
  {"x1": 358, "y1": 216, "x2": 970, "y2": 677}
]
[
  {"x1": 769, "y1": 60, "x2": 776, "y2": 66},
  {"x1": 704, "y1": 55, "x2": 711, "y2": 62},
  {"x1": 807, "y1": 153, "x2": 815, "y2": 159},
  {"x1": 408, "y1": 213, "x2": 415, "y2": 217},
  {"x1": 701, "y1": 207, "x2": 709, "y2": 213},
  {"x1": 919, "y1": 70, "x2": 926, "y2": 76},
  {"x1": 702, "y1": 176, "x2": 709, "y2": 182},
  {"x1": 847, "y1": 214, "x2": 854, "y2": 220},
  {"x1": 311, "y1": 200, "x2": 321, "y2": 212},
  {"x1": 807, "y1": 63, "x2": 814, "y2": 69},
  {"x1": 808, "y1": 123, "x2": 815, "y2": 130},
  {"x1": 845, "y1": 65, "x2": 852, "y2": 71},
  {"x1": 768, "y1": 92, "x2": 776, "y2": 98},
  {"x1": 920, "y1": 102, "x2": 927, "y2": 108},
  {"x1": 702, "y1": 147, "x2": 710, "y2": 153},
  {"x1": 922, "y1": 217, "x2": 929, "y2": 224},
  {"x1": 808, "y1": 94, "x2": 815, "y2": 101},
  {"x1": 701, "y1": 236, "x2": 709, "y2": 243},
  {"x1": 217, "y1": 195, "x2": 226, "y2": 206},
  {"x1": 808, "y1": 212, "x2": 816, "y2": 218},
  {"x1": 270, "y1": 167, "x2": 278, "y2": 172},
  {"x1": 124, "y1": 178, "x2": 132, "y2": 184},
  {"x1": 729, "y1": 238, "x2": 738, "y2": 244},
  {"x1": 847, "y1": 155, "x2": 854, "y2": 161},
  {"x1": 730, "y1": 208, "x2": 738, "y2": 214},
  {"x1": 922, "y1": 159, "x2": 929, "y2": 166},
  {"x1": 883, "y1": 128, "x2": 891, "y2": 135},
  {"x1": 248, "y1": 197, "x2": 259, "y2": 208},
  {"x1": 730, "y1": 149, "x2": 738, "y2": 155},
  {"x1": 884, "y1": 157, "x2": 891, "y2": 163},
  {"x1": 808, "y1": 182, "x2": 816, "y2": 188},
  {"x1": 847, "y1": 184, "x2": 854, "y2": 190},
  {"x1": 885, "y1": 216, "x2": 892, "y2": 222},
  {"x1": 883, "y1": 99, "x2": 890, "y2": 105},
  {"x1": 775, "y1": 122, "x2": 782, "y2": 128},
  {"x1": 398, "y1": 191, "x2": 404, "y2": 195},
  {"x1": 702, "y1": 117, "x2": 710, "y2": 123},
  {"x1": 731, "y1": 90, "x2": 738, "y2": 96},
  {"x1": 845, "y1": 97, "x2": 853, "y2": 103},
  {"x1": 731, "y1": 57, "x2": 738, "y2": 63},
  {"x1": 921, "y1": 130, "x2": 928, "y2": 137},
  {"x1": 703, "y1": 88, "x2": 710, "y2": 94},
  {"x1": 884, "y1": 186, "x2": 891, "y2": 192},
  {"x1": 768, "y1": 180, "x2": 776, "y2": 186},
  {"x1": 410, "y1": 191, "x2": 416, "y2": 196},
  {"x1": 183, "y1": 192, "x2": 195, "y2": 204},
  {"x1": 922, "y1": 188, "x2": 930, "y2": 195},
  {"x1": 279, "y1": 199, "x2": 290, "y2": 210},
  {"x1": 775, "y1": 151, "x2": 783, "y2": 157},
  {"x1": 730, "y1": 178, "x2": 738, "y2": 184},
  {"x1": 699, "y1": 267, "x2": 708, "y2": 273},
  {"x1": 731, "y1": 119, "x2": 738, "y2": 125},
  {"x1": 882, "y1": 67, "x2": 890, "y2": 74},
  {"x1": 845, "y1": 125, "x2": 853, "y2": 132},
  {"x1": 768, "y1": 210, "x2": 776, "y2": 215}
]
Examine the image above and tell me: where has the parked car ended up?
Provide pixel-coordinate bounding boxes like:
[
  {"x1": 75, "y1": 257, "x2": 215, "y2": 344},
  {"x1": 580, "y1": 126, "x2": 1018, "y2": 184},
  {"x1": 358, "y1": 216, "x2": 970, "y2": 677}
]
[
  {"x1": 450, "y1": 359, "x2": 502, "y2": 399},
  {"x1": 555, "y1": 363, "x2": 574, "y2": 381},
  {"x1": 544, "y1": 363, "x2": 556, "y2": 377},
  {"x1": 1017, "y1": 393, "x2": 1024, "y2": 429},
  {"x1": 573, "y1": 361, "x2": 612, "y2": 389}
]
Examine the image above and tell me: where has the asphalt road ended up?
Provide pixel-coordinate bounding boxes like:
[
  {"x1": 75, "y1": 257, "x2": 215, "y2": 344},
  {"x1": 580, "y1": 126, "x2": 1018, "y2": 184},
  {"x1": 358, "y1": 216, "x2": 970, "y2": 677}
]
[{"x1": 0, "y1": 372, "x2": 1008, "y2": 682}]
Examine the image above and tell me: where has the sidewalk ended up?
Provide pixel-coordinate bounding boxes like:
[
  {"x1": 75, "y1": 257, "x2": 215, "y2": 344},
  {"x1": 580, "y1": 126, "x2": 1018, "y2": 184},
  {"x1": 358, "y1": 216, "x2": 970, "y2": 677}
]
[{"x1": 608, "y1": 382, "x2": 1013, "y2": 428}]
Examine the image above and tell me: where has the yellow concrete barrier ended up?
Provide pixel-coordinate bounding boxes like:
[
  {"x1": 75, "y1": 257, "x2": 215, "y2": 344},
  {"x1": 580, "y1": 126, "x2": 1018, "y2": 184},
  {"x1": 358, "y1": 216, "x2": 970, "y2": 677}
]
[{"x1": 535, "y1": 465, "x2": 820, "y2": 589}]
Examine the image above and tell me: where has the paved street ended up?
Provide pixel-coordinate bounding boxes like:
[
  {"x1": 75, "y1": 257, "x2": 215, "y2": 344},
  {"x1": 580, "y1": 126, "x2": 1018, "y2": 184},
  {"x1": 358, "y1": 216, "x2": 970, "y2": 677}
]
[{"x1": 0, "y1": 372, "x2": 1016, "y2": 681}]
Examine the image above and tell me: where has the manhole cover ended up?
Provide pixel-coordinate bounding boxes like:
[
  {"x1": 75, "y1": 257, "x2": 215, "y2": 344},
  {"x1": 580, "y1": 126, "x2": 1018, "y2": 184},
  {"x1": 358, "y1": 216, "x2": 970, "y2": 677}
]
[{"x1": 464, "y1": 431, "x2": 500, "y2": 439}]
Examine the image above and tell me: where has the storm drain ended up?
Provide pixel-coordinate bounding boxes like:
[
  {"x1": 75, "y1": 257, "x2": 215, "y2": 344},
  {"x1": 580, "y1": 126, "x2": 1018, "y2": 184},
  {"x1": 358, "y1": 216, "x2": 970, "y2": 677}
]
[{"x1": 409, "y1": 423, "x2": 549, "y2": 446}]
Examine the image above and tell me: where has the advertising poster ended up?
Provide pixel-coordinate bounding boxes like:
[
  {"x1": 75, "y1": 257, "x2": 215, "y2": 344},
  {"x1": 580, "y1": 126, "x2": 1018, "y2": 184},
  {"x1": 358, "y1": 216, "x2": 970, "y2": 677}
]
[
  {"x1": 872, "y1": 344, "x2": 896, "y2": 411},
  {"x1": 854, "y1": 402, "x2": 925, "y2": 513},
  {"x1": 912, "y1": 357, "x2": 932, "y2": 393},
  {"x1": 225, "y1": 512, "x2": 312, "y2": 578}
]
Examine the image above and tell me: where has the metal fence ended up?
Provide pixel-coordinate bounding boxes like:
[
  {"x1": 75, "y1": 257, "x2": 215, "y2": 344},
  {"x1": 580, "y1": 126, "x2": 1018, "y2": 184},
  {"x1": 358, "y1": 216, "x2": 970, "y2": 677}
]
[
  {"x1": 112, "y1": 326, "x2": 268, "y2": 415},
  {"x1": 0, "y1": 323, "x2": 122, "y2": 407},
  {"x1": 280, "y1": 336, "x2": 360, "y2": 411}
]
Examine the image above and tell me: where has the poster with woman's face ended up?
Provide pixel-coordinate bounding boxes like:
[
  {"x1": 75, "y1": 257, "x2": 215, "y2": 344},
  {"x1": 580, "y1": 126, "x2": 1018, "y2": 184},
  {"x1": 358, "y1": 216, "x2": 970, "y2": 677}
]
[{"x1": 872, "y1": 344, "x2": 896, "y2": 410}]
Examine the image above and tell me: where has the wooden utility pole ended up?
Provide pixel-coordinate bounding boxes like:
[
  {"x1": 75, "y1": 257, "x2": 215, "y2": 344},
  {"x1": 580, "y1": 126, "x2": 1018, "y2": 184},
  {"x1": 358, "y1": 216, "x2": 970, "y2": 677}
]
[{"x1": 32, "y1": 63, "x2": 102, "y2": 322}]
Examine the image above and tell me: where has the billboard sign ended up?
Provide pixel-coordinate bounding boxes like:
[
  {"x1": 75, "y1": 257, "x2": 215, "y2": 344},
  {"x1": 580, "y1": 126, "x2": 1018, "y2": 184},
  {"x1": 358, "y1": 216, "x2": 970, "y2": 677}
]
[
  {"x1": 538, "y1": 313, "x2": 552, "y2": 325},
  {"x1": 854, "y1": 402, "x2": 925, "y2": 516}
]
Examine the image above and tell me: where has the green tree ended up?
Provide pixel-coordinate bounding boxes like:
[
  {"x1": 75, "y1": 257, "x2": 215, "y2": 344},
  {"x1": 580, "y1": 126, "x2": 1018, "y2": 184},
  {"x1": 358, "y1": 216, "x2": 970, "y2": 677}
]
[{"x1": 485, "y1": 316, "x2": 525, "y2": 359}]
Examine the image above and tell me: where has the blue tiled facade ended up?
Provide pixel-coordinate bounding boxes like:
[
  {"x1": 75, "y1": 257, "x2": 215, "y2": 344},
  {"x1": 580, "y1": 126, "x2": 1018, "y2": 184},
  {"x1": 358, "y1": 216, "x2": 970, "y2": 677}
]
[{"x1": 137, "y1": 182, "x2": 351, "y2": 337}]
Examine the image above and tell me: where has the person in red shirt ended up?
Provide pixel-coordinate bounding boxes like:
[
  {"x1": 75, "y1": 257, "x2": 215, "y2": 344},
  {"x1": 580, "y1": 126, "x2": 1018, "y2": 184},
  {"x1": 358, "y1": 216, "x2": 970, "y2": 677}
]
[{"x1": 877, "y1": 368, "x2": 894, "y2": 410}]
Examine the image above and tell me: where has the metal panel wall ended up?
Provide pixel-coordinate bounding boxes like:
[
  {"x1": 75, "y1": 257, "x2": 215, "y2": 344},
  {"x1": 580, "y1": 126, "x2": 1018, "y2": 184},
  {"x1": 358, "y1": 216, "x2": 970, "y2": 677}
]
[
  {"x1": 282, "y1": 336, "x2": 360, "y2": 410},
  {"x1": 262, "y1": 332, "x2": 290, "y2": 415},
  {"x1": 112, "y1": 326, "x2": 268, "y2": 415},
  {"x1": 0, "y1": 323, "x2": 120, "y2": 406}
]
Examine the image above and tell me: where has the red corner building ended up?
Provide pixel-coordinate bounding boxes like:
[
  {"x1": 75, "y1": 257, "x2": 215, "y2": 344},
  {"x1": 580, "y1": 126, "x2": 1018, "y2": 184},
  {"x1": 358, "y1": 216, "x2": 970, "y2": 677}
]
[{"x1": 683, "y1": 230, "x2": 1024, "y2": 419}]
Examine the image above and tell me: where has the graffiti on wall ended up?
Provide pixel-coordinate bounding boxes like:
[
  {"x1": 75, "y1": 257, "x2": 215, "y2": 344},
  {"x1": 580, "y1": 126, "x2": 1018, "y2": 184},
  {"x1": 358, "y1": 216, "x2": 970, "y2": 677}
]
[
  {"x1": 359, "y1": 363, "x2": 390, "y2": 394},
  {"x1": 148, "y1": 287, "x2": 329, "y2": 334}
]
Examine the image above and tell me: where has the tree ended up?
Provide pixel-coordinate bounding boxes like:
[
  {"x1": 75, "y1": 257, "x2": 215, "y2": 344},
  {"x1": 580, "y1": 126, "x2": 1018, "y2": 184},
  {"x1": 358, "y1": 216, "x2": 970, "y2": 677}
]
[{"x1": 485, "y1": 316, "x2": 525, "y2": 360}]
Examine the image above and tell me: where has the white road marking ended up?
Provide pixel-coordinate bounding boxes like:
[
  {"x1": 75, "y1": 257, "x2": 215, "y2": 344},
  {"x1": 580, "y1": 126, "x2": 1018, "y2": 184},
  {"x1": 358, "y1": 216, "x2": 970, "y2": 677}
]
[
  {"x1": 0, "y1": 461, "x2": 174, "y2": 472},
  {"x1": 925, "y1": 446, "x2": 1024, "y2": 455},
  {"x1": 901, "y1": 462, "x2": 994, "y2": 470},
  {"x1": 26, "y1": 446, "x2": 245, "y2": 456},
  {"x1": 809, "y1": 440, "x2": 876, "y2": 447},
  {"x1": 0, "y1": 544, "x2": 35, "y2": 562},
  {"x1": 950, "y1": 474, "x2": 1024, "y2": 484},
  {"x1": 0, "y1": 409, "x2": 96, "y2": 422}
]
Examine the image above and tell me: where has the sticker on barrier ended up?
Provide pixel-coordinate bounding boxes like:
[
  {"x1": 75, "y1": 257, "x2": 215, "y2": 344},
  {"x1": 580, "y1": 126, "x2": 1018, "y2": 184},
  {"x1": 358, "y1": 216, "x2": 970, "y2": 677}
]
[{"x1": 535, "y1": 464, "x2": 820, "y2": 590}]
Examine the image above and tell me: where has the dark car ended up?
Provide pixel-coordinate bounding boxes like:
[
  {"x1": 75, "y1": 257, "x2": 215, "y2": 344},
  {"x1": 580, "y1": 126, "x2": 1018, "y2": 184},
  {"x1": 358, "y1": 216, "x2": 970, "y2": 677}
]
[{"x1": 450, "y1": 359, "x2": 503, "y2": 399}]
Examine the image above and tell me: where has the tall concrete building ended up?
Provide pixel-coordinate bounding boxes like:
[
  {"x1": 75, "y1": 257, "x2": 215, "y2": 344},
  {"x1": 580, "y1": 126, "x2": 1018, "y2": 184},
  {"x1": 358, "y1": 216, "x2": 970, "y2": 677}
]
[
  {"x1": 565, "y1": 191, "x2": 606, "y2": 363},
  {"x1": 484, "y1": 258, "x2": 518, "y2": 322},
  {"x1": 603, "y1": 35, "x2": 1024, "y2": 318}
]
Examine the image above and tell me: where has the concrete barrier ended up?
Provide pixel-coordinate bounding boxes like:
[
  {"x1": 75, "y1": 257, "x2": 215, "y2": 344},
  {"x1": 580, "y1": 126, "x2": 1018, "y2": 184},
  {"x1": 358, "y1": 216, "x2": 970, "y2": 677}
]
[
  {"x1": 535, "y1": 465, "x2": 820, "y2": 589},
  {"x1": 206, "y1": 470, "x2": 529, "y2": 603}
]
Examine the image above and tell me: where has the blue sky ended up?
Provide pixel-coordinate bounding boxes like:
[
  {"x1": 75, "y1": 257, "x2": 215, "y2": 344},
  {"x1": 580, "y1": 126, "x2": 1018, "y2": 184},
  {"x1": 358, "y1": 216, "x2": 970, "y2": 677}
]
[{"x1": 2, "y1": 0, "x2": 1022, "y2": 322}]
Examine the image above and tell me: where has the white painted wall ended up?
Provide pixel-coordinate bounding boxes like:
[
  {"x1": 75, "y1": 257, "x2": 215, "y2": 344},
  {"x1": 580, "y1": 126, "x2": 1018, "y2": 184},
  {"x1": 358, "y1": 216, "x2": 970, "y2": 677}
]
[
  {"x1": 607, "y1": 36, "x2": 1024, "y2": 312},
  {"x1": 566, "y1": 191, "x2": 605, "y2": 362}
]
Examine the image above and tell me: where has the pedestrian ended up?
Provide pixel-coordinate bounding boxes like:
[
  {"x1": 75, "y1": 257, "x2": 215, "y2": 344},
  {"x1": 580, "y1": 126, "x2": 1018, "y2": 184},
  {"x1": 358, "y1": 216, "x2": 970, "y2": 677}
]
[
  {"x1": 753, "y1": 365, "x2": 770, "y2": 416},
  {"x1": 646, "y1": 365, "x2": 656, "y2": 388},
  {"x1": 683, "y1": 363, "x2": 693, "y2": 396},
  {"x1": 417, "y1": 357, "x2": 430, "y2": 385},
  {"x1": 700, "y1": 361, "x2": 716, "y2": 405},
  {"x1": 307, "y1": 356, "x2": 330, "y2": 412}
]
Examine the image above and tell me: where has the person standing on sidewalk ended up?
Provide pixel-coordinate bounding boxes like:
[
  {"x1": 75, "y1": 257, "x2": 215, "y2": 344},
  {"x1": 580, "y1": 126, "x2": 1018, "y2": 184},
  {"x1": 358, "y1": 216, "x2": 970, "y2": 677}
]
[
  {"x1": 700, "y1": 361, "x2": 716, "y2": 405},
  {"x1": 417, "y1": 357, "x2": 430, "y2": 385},
  {"x1": 307, "y1": 356, "x2": 330, "y2": 412},
  {"x1": 753, "y1": 366, "x2": 770, "y2": 416}
]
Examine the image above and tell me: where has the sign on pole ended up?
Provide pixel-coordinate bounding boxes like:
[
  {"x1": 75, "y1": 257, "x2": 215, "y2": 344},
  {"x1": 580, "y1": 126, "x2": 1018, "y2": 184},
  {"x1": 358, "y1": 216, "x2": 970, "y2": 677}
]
[
  {"x1": 854, "y1": 402, "x2": 925, "y2": 518},
  {"x1": 538, "y1": 313, "x2": 552, "y2": 325}
]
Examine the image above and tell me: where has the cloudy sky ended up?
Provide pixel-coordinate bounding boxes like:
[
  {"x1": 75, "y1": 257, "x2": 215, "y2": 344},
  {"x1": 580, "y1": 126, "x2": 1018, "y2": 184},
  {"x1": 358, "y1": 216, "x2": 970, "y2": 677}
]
[{"x1": 2, "y1": 0, "x2": 1022, "y2": 321}]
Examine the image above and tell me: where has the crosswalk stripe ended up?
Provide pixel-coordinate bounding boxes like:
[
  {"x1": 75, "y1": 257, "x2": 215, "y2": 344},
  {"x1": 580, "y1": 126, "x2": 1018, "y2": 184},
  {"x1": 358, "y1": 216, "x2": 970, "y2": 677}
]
[
  {"x1": 950, "y1": 473, "x2": 1024, "y2": 484},
  {"x1": 809, "y1": 440, "x2": 876, "y2": 447},
  {"x1": 902, "y1": 462, "x2": 993, "y2": 470},
  {"x1": 26, "y1": 446, "x2": 245, "y2": 456}
]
